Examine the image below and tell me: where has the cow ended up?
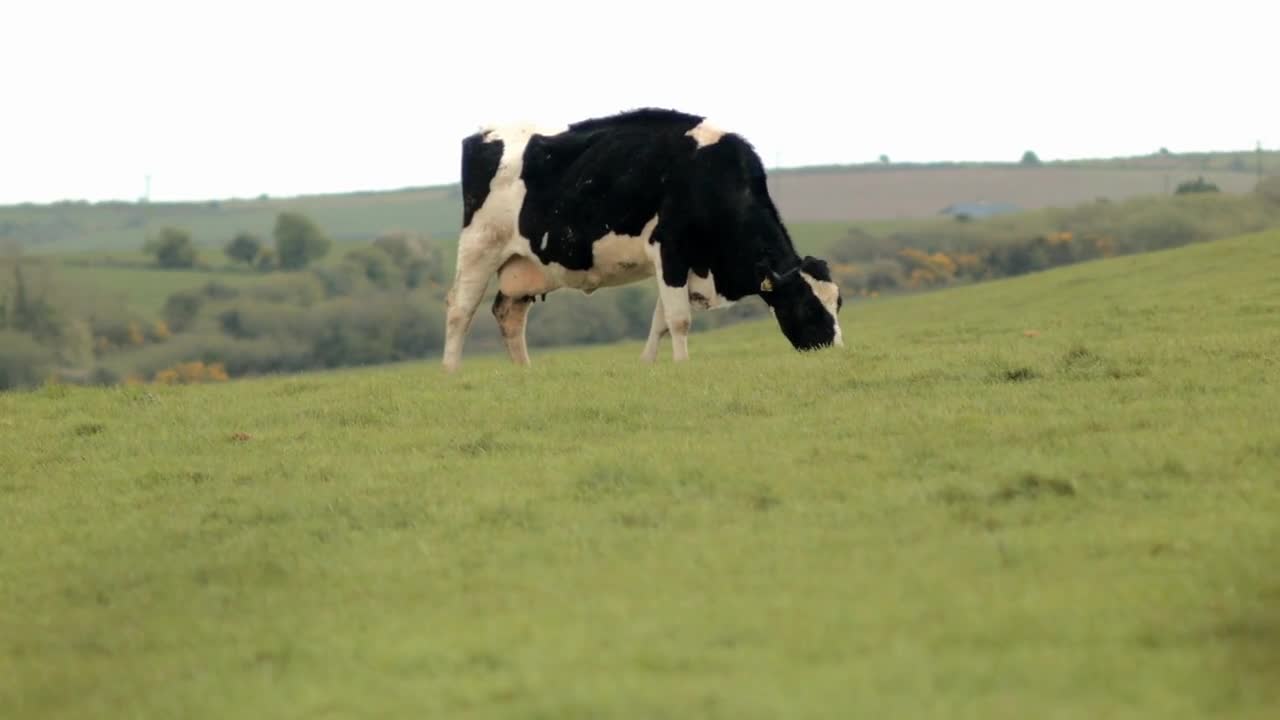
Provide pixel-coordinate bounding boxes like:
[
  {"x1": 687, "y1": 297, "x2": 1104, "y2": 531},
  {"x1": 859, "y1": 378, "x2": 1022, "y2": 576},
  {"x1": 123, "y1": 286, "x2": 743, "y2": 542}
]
[{"x1": 441, "y1": 107, "x2": 844, "y2": 372}]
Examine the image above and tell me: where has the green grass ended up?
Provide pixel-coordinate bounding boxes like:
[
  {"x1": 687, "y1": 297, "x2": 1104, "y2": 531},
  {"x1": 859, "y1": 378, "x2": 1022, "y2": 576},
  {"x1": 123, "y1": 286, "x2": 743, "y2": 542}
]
[
  {"x1": 36, "y1": 237, "x2": 416, "y2": 319},
  {"x1": 3, "y1": 231, "x2": 1280, "y2": 718},
  {"x1": 9, "y1": 187, "x2": 463, "y2": 256},
  {"x1": 52, "y1": 264, "x2": 262, "y2": 318}
]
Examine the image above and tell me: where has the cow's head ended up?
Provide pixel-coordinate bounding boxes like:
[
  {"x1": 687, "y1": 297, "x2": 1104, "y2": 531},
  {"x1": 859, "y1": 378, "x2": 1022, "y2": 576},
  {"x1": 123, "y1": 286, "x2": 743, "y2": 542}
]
[{"x1": 757, "y1": 255, "x2": 844, "y2": 351}]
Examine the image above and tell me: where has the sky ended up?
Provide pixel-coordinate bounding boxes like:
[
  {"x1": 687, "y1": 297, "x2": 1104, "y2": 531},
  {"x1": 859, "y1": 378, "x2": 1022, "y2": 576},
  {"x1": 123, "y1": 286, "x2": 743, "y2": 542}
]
[{"x1": 2, "y1": 0, "x2": 1275, "y2": 205}]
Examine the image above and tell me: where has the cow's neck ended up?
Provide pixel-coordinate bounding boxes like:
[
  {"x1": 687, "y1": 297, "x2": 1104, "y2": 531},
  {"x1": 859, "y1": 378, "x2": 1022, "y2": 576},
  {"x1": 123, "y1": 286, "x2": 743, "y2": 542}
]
[{"x1": 707, "y1": 236, "x2": 801, "y2": 302}]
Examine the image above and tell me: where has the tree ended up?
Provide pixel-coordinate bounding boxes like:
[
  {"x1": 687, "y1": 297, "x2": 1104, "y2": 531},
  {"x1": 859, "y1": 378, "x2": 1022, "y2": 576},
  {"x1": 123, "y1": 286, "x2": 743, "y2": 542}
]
[
  {"x1": 372, "y1": 230, "x2": 446, "y2": 289},
  {"x1": 273, "y1": 212, "x2": 331, "y2": 270},
  {"x1": 225, "y1": 231, "x2": 263, "y2": 266},
  {"x1": 878, "y1": 154, "x2": 890, "y2": 164},
  {"x1": 343, "y1": 246, "x2": 400, "y2": 289},
  {"x1": 7, "y1": 261, "x2": 62, "y2": 340},
  {"x1": 145, "y1": 226, "x2": 198, "y2": 268},
  {"x1": 1020, "y1": 150, "x2": 1041, "y2": 166}
]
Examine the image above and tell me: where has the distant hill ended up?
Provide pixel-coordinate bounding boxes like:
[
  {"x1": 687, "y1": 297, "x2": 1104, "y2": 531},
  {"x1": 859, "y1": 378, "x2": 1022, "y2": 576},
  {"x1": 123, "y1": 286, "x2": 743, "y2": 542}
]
[{"x1": 3, "y1": 149, "x2": 1276, "y2": 256}]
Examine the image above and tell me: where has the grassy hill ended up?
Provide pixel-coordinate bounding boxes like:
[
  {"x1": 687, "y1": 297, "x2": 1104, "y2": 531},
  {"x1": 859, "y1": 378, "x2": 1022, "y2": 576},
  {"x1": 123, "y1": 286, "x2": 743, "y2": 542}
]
[
  {"x1": 3, "y1": 230, "x2": 1279, "y2": 718},
  {"x1": 769, "y1": 164, "x2": 1266, "y2": 223},
  {"x1": 5, "y1": 149, "x2": 1276, "y2": 256}
]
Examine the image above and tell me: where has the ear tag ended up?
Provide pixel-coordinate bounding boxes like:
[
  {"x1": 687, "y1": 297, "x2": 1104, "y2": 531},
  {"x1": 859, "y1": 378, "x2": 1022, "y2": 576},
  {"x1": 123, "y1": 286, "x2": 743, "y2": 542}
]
[{"x1": 760, "y1": 277, "x2": 774, "y2": 292}]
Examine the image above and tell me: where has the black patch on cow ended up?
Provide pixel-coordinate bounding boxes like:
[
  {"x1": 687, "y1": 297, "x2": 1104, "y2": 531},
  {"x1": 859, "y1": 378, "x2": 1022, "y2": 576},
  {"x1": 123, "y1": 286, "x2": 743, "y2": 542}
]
[
  {"x1": 461, "y1": 131, "x2": 503, "y2": 228},
  {"x1": 516, "y1": 109, "x2": 703, "y2": 273}
]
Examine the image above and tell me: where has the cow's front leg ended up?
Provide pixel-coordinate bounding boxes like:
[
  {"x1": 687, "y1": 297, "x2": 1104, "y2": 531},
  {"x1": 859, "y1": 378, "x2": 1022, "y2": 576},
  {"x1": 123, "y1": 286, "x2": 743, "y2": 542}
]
[
  {"x1": 647, "y1": 230, "x2": 693, "y2": 362},
  {"x1": 640, "y1": 296, "x2": 668, "y2": 363},
  {"x1": 656, "y1": 281, "x2": 692, "y2": 362}
]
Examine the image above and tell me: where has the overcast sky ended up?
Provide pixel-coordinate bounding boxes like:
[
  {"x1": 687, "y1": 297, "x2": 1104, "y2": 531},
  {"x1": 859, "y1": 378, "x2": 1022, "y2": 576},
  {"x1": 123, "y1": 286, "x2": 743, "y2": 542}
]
[{"x1": 3, "y1": 0, "x2": 1275, "y2": 205}]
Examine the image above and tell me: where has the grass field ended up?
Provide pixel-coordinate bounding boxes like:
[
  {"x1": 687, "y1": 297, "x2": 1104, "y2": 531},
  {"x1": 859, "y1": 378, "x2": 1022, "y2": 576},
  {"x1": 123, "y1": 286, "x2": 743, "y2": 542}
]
[
  {"x1": 3, "y1": 230, "x2": 1279, "y2": 718},
  {"x1": 51, "y1": 264, "x2": 262, "y2": 318},
  {"x1": 767, "y1": 165, "x2": 1268, "y2": 223}
]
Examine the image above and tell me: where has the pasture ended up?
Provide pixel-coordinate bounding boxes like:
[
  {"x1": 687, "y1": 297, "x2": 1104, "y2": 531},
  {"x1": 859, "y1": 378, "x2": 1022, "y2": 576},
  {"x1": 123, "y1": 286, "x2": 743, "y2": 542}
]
[
  {"x1": 769, "y1": 164, "x2": 1266, "y2": 223},
  {"x1": 50, "y1": 264, "x2": 262, "y2": 319},
  {"x1": 2, "y1": 230, "x2": 1279, "y2": 718},
  {"x1": 7, "y1": 150, "x2": 1273, "y2": 256}
]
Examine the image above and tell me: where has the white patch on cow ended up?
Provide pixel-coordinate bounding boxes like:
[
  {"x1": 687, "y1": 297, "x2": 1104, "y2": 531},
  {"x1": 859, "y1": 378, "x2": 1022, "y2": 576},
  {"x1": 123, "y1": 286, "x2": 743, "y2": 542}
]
[
  {"x1": 687, "y1": 270, "x2": 735, "y2": 310},
  {"x1": 480, "y1": 121, "x2": 568, "y2": 145},
  {"x1": 801, "y1": 271, "x2": 844, "y2": 347},
  {"x1": 685, "y1": 120, "x2": 724, "y2": 148}
]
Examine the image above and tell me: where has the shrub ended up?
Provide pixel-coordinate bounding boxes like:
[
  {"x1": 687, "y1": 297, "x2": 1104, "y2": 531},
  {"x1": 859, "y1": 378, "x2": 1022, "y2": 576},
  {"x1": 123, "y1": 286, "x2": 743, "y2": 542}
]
[
  {"x1": 1257, "y1": 176, "x2": 1280, "y2": 205},
  {"x1": 312, "y1": 263, "x2": 372, "y2": 298},
  {"x1": 163, "y1": 290, "x2": 204, "y2": 333},
  {"x1": 343, "y1": 246, "x2": 401, "y2": 289},
  {"x1": 1174, "y1": 176, "x2": 1219, "y2": 195},
  {"x1": 273, "y1": 212, "x2": 331, "y2": 270},
  {"x1": 1117, "y1": 205, "x2": 1204, "y2": 251},
  {"x1": 152, "y1": 360, "x2": 229, "y2": 385},
  {"x1": 144, "y1": 227, "x2": 198, "y2": 268},
  {"x1": 372, "y1": 230, "x2": 447, "y2": 289},
  {"x1": 256, "y1": 248, "x2": 278, "y2": 272},
  {"x1": 225, "y1": 232, "x2": 263, "y2": 266},
  {"x1": 0, "y1": 331, "x2": 56, "y2": 391},
  {"x1": 245, "y1": 273, "x2": 325, "y2": 306}
]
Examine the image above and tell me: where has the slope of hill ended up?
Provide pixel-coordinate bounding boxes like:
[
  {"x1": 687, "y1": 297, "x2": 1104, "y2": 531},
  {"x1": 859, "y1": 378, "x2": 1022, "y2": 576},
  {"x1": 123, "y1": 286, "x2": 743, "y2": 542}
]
[
  {"x1": 4, "y1": 149, "x2": 1275, "y2": 255},
  {"x1": 768, "y1": 165, "x2": 1264, "y2": 222},
  {"x1": 3, "y1": 230, "x2": 1279, "y2": 718}
]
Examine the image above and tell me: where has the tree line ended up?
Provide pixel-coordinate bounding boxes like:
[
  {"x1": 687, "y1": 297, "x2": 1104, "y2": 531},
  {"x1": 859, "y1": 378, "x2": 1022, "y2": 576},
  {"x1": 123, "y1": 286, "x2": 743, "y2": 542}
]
[{"x1": 144, "y1": 211, "x2": 334, "y2": 271}]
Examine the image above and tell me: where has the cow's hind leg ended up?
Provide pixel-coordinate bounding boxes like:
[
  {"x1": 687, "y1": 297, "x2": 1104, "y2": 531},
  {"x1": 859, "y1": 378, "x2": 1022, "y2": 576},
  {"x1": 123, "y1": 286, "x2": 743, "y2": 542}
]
[
  {"x1": 442, "y1": 228, "x2": 502, "y2": 372},
  {"x1": 640, "y1": 296, "x2": 668, "y2": 363},
  {"x1": 492, "y1": 291, "x2": 534, "y2": 366}
]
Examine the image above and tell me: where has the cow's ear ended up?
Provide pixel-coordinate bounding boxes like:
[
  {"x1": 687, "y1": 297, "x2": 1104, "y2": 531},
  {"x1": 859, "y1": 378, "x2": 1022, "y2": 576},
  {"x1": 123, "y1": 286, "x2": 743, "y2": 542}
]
[
  {"x1": 801, "y1": 255, "x2": 832, "y2": 280},
  {"x1": 756, "y1": 259, "x2": 777, "y2": 292}
]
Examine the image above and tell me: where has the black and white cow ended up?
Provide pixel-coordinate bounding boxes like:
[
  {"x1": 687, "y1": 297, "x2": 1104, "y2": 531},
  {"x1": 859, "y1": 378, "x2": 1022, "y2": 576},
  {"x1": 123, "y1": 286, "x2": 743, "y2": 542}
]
[{"x1": 442, "y1": 108, "x2": 844, "y2": 371}]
